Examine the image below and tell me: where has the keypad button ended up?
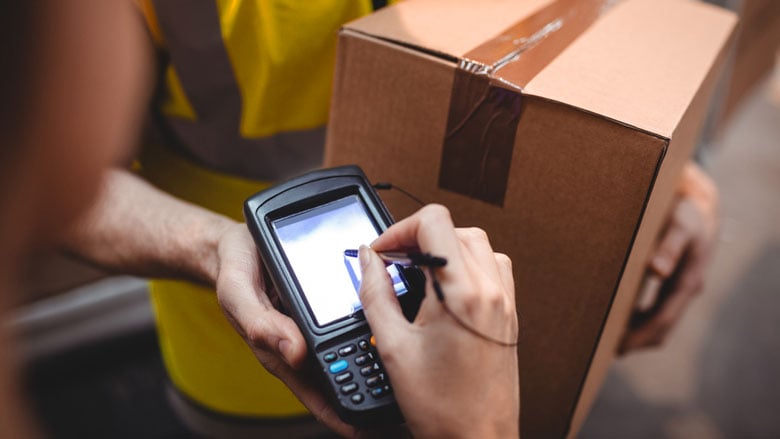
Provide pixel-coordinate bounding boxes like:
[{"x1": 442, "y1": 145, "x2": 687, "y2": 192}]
[
  {"x1": 340, "y1": 382, "x2": 359, "y2": 395},
  {"x1": 351, "y1": 393, "x2": 364, "y2": 404},
  {"x1": 370, "y1": 386, "x2": 388, "y2": 399},
  {"x1": 355, "y1": 354, "x2": 368, "y2": 366},
  {"x1": 360, "y1": 363, "x2": 381, "y2": 376},
  {"x1": 366, "y1": 373, "x2": 386, "y2": 388},
  {"x1": 329, "y1": 360, "x2": 348, "y2": 374},
  {"x1": 358, "y1": 340, "x2": 370, "y2": 351},
  {"x1": 367, "y1": 352, "x2": 375, "y2": 361},
  {"x1": 370, "y1": 335, "x2": 377, "y2": 347},
  {"x1": 323, "y1": 352, "x2": 337, "y2": 363},
  {"x1": 338, "y1": 344, "x2": 357, "y2": 357},
  {"x1": 335, "y1": 372, "x2": 353, "y2": 384}
]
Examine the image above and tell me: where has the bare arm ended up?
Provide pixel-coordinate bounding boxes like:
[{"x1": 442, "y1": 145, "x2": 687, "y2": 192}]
[
  {"x1": 59, "y1": 167, "x2": 356, "y2": 435},
  {"x1": 60, "y1": 168, "x2": 234, "y2": 287}
]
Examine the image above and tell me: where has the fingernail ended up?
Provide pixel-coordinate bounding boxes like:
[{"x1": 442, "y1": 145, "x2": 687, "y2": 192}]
[
  {"x1": 359, "y1": 245, "x2": 371, "y2": 270},
  {"x1": 278, "y1": 339, "x2": 293, "y2": 366}
]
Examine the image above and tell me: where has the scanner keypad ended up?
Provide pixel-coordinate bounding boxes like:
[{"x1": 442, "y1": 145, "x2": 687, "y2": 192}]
[{"x1": 322, "y1": 335, "x2": 392, "y2": 407}]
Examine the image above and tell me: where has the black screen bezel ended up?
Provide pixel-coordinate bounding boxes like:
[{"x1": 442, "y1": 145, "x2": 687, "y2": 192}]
[{"x1": 265, "y1": 185, "x2": 411, "y2": 333}]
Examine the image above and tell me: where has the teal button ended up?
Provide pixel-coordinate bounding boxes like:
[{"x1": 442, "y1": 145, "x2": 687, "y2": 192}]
[{"x1": 329, "y1": 360, "x2": 348, "y2": 374}]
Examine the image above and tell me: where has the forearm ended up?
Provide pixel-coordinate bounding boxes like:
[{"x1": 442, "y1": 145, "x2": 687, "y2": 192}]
[{"x1": 60, "y1": 168, "x2": 235, "y2": 287}]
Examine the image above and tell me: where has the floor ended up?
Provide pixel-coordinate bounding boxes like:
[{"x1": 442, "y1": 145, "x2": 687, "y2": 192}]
[{"x1": 20, "y1": 79, "x2": 780, "y2": 439}]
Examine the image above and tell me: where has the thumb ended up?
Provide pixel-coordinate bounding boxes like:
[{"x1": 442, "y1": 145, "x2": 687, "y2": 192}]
[
  {"x1": 358, "y1": 245, "x2": 407, "y2": 342},
  {"x1": 243, "y1": 307, "x2": 308, "y2": 370}
]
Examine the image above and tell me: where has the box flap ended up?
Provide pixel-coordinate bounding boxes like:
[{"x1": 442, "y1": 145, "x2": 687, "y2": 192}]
[
  {"x1": 344, "y1": 0, "x2": 556, "y2": 60},
  {"x1": 524, "y1": 0, "x2": 738, "y2": 137},
  {"x1": 346, "y1": 0, "x2": 737, "y2": 138}
]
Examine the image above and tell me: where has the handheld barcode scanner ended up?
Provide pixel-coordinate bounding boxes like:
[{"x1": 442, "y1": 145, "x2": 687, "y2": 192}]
[{"x1": 243, "y1": 165, "x2": 425, "y2": 426}]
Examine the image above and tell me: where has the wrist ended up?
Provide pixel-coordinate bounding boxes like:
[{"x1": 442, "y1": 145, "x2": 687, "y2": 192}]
[
  {"x1": 183, "y1": 213, "x2": 236, "y2": 288},
  {"x1": 413, "y1": 415, "x2": 518, "y2": 439}
]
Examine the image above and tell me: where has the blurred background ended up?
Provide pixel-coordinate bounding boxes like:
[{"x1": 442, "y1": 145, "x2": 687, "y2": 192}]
[{"x1": 5, "y1": 0, "x2": 779, "y2": 438}]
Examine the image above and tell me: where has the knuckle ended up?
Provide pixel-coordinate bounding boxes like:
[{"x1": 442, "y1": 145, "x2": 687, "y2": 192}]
[
  {"x1": 462, "y1": 227, "x2": 489, "y2": 243},
  {"x1": 245, "y1": 313, "x2": 277, "y2": 351},
  {"x1": 485, "y1": 282, "x2": 506, "y2": 308},
  {"x1": 245, "y1": 320, "x2": 268, "y2": 350},
  {"x1": 453, "y1": 280, "x2": 480, "y2": 312},
  {"x1": 421, "y1": 204, "x2": 451, "y2": 224},
  {"x1": 495, "y1": 252, "x2": 512, "y2": 269},
  {"x1": 459, "y1": 280, "x2": 506, "y2": 316}
]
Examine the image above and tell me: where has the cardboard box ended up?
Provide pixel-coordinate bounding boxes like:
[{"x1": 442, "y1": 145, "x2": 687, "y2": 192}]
[{"x1": 325, "y1": 0, "x2": 736, "y2": 437}]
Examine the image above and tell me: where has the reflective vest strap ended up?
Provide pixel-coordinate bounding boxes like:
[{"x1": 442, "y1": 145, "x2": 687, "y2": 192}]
[{"x1": 150, "y1": 0, "x2": 325, "y2": 180}]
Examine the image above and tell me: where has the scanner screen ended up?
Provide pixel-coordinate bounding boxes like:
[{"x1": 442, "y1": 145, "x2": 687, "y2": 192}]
[{"x1": 273, "y1": 195, "x2": 407, "y2": 326}]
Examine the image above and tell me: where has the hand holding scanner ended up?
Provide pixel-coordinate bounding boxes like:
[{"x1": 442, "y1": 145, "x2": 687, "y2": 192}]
[{"x1": 243, "y1": 165, "x2": 424, "y2": 426}]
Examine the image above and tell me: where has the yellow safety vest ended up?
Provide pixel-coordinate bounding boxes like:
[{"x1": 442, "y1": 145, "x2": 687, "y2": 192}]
[{"x1": 136, "y1": 0, "x2": 389, "y2": 418}]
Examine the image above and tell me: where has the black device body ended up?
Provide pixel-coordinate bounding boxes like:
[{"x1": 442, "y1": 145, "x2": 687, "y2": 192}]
[{"x1": 243, "y1": 165, "x2": 424, "y2": 427}]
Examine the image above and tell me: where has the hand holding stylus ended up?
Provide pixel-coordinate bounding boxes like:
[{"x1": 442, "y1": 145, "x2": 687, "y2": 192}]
[{"x1": 358, "y1": 204, "x2": 520, "y2": 438}]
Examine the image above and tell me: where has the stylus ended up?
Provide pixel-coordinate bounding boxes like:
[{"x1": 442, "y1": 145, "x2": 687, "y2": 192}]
[{"x1": 344, "y1": 249, "x2": 447, "y2": 268}]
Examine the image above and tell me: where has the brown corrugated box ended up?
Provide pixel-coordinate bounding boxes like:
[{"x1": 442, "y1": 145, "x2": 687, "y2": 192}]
[{"x1": 324, "y1": 0, "x2": 737, "y2": 437}]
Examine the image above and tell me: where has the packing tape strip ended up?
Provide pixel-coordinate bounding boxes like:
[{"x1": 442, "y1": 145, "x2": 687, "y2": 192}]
[{"x1": 438, "y1": 0, "x2": 610, "y2": 206}]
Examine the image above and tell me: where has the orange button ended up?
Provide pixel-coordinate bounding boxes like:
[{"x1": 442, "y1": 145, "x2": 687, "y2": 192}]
[{"x1": 370, "y1": 335, "x2": 376, "y2": 347}]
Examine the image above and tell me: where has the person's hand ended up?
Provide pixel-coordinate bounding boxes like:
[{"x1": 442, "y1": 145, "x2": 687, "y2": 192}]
[
  {"x1": 621, "y1": 161, "x2": 719, "y2": 353},
  {"x1": 358, "y1": 205, "x2": 520, "y2": 438},
  {"x1": 215, "y1": 223, "x2": 356, "y2": 437}
]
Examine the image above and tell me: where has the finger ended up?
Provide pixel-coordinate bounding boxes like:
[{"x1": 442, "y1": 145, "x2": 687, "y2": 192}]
[
  {"x1": 371, "y1": 204, "x2": 455, "y2": 251},
  {"x1": 371, "y1": 204, "x2": 468, "y2": 281},
  {"x1": 650, "y1": 200, "x2": 697, "y2": 278},
  {"x1": 621, "y1": 293, "x2": 695, "y2": 353},
  {"x1": 372, "y1": 205, "x2": 471, "y2": 305},
  {"x1": 634, "y1": 273, "x2": 663, "y2": 313},
  {"x1": 455, "y1": 227, "x2": 502, "y2": 282},
  {"x1": 219, "y1": 282, "x2": 308, "y2": 368},
  {"x1": 216, "y1": 234, "x2": 307, "y2": 368},
  {"x1": 621, "y1": 262, "x2": 704, "y2": 353},
  {"x1": 358, "y1": 246, "x2": 408, "y2": 345}
]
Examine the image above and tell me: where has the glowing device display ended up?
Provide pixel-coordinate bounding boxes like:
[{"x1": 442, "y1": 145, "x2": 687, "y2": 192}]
[{"x1": 273, "y1": 195, "x2": 407, "y2": 326}]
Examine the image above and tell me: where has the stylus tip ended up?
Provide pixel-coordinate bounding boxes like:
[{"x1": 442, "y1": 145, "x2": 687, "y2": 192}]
[{"x1": 344, "y1": 249, "x2": 359, "y2": 257}]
